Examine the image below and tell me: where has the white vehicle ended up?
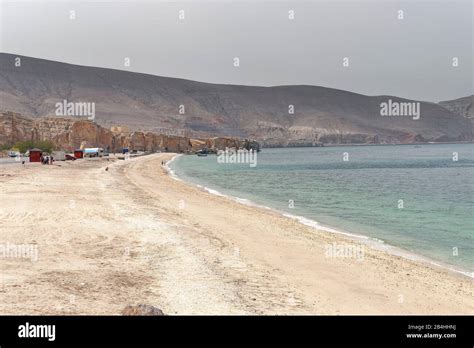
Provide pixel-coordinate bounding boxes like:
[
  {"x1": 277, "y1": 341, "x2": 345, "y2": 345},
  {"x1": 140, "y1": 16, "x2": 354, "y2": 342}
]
[
  {"x1": 84, "y1": 148, "x2": 104, "y2": 158},
  {"x1": 7, "y1": 151, "x2": 20, "y2": 158}
]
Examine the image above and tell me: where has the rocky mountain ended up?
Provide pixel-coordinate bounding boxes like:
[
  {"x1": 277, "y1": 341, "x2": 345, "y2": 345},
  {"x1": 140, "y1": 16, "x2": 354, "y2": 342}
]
[
  {"x1": 0, "y1": 111, "x2": 259, "y2": 153},
  {"x1": 0, "y1": 53, "x2": 471, "y2": 146},
  {"x1": 439, "y1": 95, "x2": 473, "y2": 121}
]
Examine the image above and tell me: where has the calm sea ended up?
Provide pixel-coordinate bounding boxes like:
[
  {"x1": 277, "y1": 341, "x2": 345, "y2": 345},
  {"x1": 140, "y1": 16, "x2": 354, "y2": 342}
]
[{"x1": 170, "y1": 144, "x2": 474, "y2": 273}]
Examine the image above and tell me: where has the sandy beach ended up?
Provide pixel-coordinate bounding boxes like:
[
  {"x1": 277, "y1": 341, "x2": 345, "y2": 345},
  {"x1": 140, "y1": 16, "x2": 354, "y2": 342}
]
[{"x1": 0, "y1": 153, "x2": 472, "y2": 315}]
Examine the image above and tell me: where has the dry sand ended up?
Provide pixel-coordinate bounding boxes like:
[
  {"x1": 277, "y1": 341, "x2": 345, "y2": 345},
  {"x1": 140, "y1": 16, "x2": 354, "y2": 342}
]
[{"x1": 0, "y1": 154, "x2": 472, "y2": 314}]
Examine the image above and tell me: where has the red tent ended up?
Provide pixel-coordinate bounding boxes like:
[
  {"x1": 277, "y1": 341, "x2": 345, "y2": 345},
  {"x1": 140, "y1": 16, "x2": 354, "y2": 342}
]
[
  {"x1": 29, "y1": 148, "x2": 43, "y2": 163},
  {"x1": 74, "y1": 149, "x2": 84, "y2": 159}
]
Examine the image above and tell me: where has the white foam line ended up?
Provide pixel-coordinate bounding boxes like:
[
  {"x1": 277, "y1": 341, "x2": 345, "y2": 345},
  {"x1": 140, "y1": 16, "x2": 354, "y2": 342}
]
[
  {"x1": 165, "y1": 155, "x2": 474, "y2": 279},
  {"x1": 164, "y1": 154, "x2": 183, "y2": 181}
]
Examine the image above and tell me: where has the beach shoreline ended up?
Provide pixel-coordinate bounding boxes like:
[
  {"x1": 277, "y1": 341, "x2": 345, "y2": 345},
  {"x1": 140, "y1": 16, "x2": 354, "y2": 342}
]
[
  {"x1": 167, "y1": 154, "x2": 473, "y2": 280},
  {"x1": 0, "y1": 153, "x2": 472, "y2": 315}
]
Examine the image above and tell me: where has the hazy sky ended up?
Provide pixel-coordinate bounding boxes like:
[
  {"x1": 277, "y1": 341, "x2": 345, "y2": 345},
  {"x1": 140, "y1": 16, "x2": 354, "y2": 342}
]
[{"x1": 0, "y1": 0, "x2": 472, "y2": 102}]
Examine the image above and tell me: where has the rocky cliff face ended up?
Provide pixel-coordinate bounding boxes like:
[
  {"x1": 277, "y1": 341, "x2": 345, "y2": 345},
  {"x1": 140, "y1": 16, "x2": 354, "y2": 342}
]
[
  {"x1": 0, "y1": 53, "x2": 471, "y2": 147},
  {"x1": 0, "y1": 112, "x2": 259, "y2": 153},
  {"x1": 0, "y1": 112, "x2": 34, "y2": 146}
]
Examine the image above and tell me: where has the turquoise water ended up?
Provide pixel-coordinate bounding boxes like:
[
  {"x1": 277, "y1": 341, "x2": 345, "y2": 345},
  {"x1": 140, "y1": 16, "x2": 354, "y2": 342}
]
[{"x1": 170, "y1": 144, "x2": 474, "y2": 271}]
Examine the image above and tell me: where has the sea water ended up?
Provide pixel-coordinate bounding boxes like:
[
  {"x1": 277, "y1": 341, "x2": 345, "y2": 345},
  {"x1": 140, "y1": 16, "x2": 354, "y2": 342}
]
[{"x1": 170, "y1": 144, "x2": 473, "y2": 273}]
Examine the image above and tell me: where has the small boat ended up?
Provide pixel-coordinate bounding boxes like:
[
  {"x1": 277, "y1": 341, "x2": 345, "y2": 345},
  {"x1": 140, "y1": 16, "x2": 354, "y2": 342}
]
[{"x1": 196, "y1": 148, "x2": 209, "y2": 157}]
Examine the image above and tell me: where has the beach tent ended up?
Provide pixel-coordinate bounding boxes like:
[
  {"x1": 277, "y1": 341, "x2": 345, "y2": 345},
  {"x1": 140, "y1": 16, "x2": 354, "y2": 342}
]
[
  {"x1": 74, "y1": 149, "x2": 84, "y2": 159},
  {"x1": 29, "y1": 148, "x2": 43, "y2": 163}
]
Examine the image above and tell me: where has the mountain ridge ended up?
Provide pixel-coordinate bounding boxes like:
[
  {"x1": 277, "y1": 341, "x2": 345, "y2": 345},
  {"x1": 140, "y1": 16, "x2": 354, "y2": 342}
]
[
  {"x1": 439, "y1": 95, "x2": 473, "y2": 121},
  {"x1": 0, "y1": 53, "x2": 471, "y2": 146}
]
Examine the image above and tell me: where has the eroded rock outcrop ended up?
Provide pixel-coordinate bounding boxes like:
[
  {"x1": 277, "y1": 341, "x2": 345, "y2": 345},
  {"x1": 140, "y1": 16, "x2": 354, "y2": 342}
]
[{"x1": 0, "y1": 112, "x2": 259, "y2": 153}]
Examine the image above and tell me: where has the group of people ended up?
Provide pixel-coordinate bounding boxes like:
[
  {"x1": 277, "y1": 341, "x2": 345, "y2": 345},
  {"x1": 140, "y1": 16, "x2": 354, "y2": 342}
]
[{"x1": 40, "y1": 154, "x2": 54, "y2": 165}]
